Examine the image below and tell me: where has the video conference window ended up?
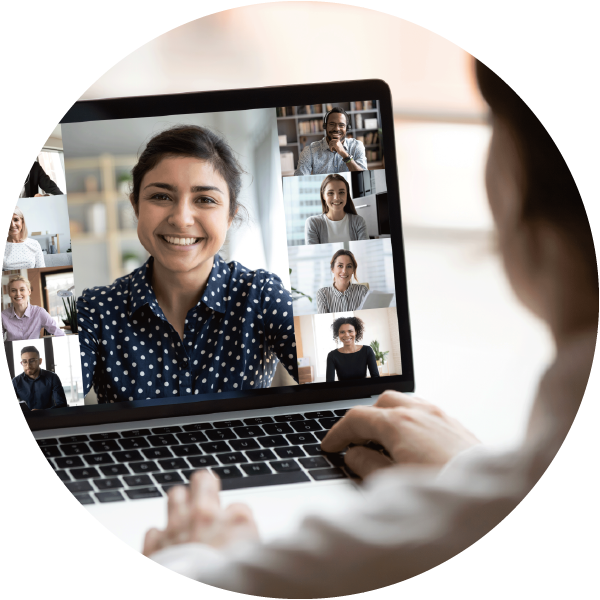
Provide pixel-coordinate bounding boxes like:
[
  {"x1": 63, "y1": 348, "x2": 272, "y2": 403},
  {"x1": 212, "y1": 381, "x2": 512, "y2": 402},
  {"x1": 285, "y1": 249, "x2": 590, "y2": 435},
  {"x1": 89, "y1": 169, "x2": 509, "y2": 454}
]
[
  {"x1": 9, "y1": 96, "x2": 403, "y2": 413},
  {"x1": 21, "y1": 150, "x2": 66, "y2": 198},
  {"x1": 277, "y1": 102, "x2": 383, "y2": 176}
]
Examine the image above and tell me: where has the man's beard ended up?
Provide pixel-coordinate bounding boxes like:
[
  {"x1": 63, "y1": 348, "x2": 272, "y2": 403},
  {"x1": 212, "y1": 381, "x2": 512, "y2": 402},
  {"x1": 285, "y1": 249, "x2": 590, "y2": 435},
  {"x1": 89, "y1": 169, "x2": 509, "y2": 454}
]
[{"x1": 326, "y1": 132, "x2": 346, "y2": 144}]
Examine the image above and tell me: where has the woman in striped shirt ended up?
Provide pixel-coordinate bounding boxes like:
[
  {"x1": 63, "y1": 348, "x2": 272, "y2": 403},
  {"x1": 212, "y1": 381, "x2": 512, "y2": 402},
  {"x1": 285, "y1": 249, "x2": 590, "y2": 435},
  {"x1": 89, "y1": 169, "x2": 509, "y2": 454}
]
[{"x1": 316, "y1": 249, "x2": 368, "y2": 313}]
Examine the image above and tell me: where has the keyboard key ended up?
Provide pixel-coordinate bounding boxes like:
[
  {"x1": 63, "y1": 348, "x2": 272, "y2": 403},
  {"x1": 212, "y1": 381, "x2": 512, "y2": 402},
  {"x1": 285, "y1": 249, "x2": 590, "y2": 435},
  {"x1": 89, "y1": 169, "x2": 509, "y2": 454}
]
[
  {"x1": 319, "y1": 417, "x2": 341, "y2": 430},
  {"x1": 59, "y1": 435, "x2": 89, "y2": 444},
  {"x1": 114, "y1": 450, "x2": 144, "y2": 463},
  {"x1": 56, "y1": 470, "x2": 70, "y2": 482},
  {"x1": 287, "y1": 433, "x2": 318, "y2": 445},
  {"x1": 84, "y1": 453, "x2": 114, "y2": 466},
  {"x1": 90, "y1": 440, "x2": 121, "y2": 452},
  {"x1": 246, "y1": 449, "x2": 276, "y2": 462},
  {"x1": 334, "y1": 409, "x2": 350, "y2": 417},
  {"x1": 275, "y1": 446, "x2": 306, "y2": 459},
  {"x1": 188, "y1": 455, "x2": 218, "y2": 468},
  {"x1": 177, "y1": 432, "x2": 208, "y2": 444},
  {"x1": 213, "y1": 419, "x2": 244, "y2": 428},
  {"x1": 101, "y1": 464, "x2": 130, "y2": 476},
  {"x1": 147, "y1": 434, "x2": 178, "y2": 446},
  {"x1": 220, "y1": 471, "x2": 310, "y2": 491},
  {"x1": 309, "y1": 468, "x2": 347, "y2": 481},
  {"x1": 94, "y1": 478, "x2": 123, "y2": 490},
  {"x1": 305, "y1": 410, "x2": 334, "y2": 419},
  {"x1": 243, "y1": 416, "x2": 274, "y2": 425},
  {"x1": 123, "y1": 475, "x2": 153, "y2": 487},
  {"x1": 326, "y1": 453, "x2": 346, "y2": 467},
  {"x1": 270, "y1": 460, "x2": 300, "y2": 473},
  {"x1": 142, "y1": 447, "x2": 173, "y2": 460},
  {"x1": 151, "y1": 426, "x2": 183, "y2": 434},
  {"x1": 257, "y1": 435, "x2": 288, "y2": 448},
  {"x1": 125, "y1": 487, "x2": 163, "y2": 500},
  {"x1": 158, "y1": 458, "x2": 189, "y2": 470},
  {"x1": 206, "y1": 429, "x2": 237, "y2": 441},
  {"x1": 212, "y1": 466, "x2": 243, "y2": 479},
  {"x1": 263, "y1": 423, "x2": 293, "y2": 435},
  {"x1": 172, "y1": 444, "x2": 203, "y2": 457},
  {"x1": 96, "y1": 491, "x2": 125, "y2": 503},
  {"x1": 232, "y1": 426, "x2": 264, "y2": 438},
  {"x1": 182, "y1": 423, "x2": 213, "y2": 431},
  {"x1": 89, "y1": 432, "x2": 121, "y2": 441},
  {"x1": 37, "y1": 438, "x2": 58, "y2": 447},
  {"x1": 241, "y1": 462, "x2": 271, "y2": 476},
  {"x1": 41, "y1": 446, "x2": 62, "y2": 458},
  {"x1": 216, "y1": 452, "x2": 247, "y2": 465},
  {"x1": 182, "y1": 468, "x2": 208, "y2": 481},
  {"x1": 65, "y1": 480, "x2": 93, "y2": 493},
  {"x1": 120, "y1": 429, "x2": 151, "y2": 438},
  {"x1": 273, "y1": 414, "x2": 304, "y2": 422},
  {"x1": 130, "y1": 461, "x2": 160, "y2": 474},
  {"x1": 154, "y1": 472, "x2": 184, "y2": 485},
  {"x1": 200, "y1": 441, "x2": 230, "y2": 454},
  {"x1": 303, "y1": 444, "x2": 326, "y2": 456},
  {"x1": 74, "y1": 493, "x2": 94, "y2": 504},
  {"x1": 70, "y1": 467, "x2": 100, "y2": 480},
  {"x1": 290, "y1": 420, "x2": 322, "y2": 433},
  {"x1": 229, "y1": 439, "x2": 260, "y2": 451},
  {"x1": 61, "y1": 443, "x2": 91, "y2": 456},
  {"x1": 299, "y1": 457, "x2": 329, "y2": 470},
  {"x1": 314, "y1": 430, "x2": 328, "y2": 442},
  {"x1": 120, "y1": 438, "x2": 150, "y2": 450},
  {"x1": 56, "y1": 456, "x2": 84, "y2": 469}
]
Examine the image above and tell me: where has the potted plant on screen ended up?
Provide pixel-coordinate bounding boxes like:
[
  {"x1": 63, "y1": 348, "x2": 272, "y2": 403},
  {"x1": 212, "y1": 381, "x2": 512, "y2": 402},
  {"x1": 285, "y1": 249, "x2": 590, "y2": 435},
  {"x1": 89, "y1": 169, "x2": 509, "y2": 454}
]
[
  {"x1": 369, "y1": 340, "x2": 389, "y2": 376},
  {"x1": 58, "y1": 286, "x2": 78, "y2": 334}
]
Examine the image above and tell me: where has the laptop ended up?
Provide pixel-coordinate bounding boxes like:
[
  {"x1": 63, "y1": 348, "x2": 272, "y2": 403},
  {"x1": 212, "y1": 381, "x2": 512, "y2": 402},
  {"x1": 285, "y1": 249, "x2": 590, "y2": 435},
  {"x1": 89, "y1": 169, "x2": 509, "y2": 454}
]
[{"x1": 8, "y1": 79, "x2": 414, "y2": 550}]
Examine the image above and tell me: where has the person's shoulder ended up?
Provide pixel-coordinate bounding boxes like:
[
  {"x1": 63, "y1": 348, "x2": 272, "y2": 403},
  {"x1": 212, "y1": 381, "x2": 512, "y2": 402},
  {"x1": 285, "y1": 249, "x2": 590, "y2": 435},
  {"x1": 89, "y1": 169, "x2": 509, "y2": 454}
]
[
  {"x1": 350, "y1": 137, "x2": 365, "y2": 148},
  {"x1": 80, "y1": 263, "x2": 143, "y2": 300},
  {"x1": 349, "y1": 212, "x2": 366, "y2": 223},
  {"x1": 306, "y1": 213, "x2": 324, "y2": 224},
  {"x1": 12, "y1": 372, "x2": 24, "y2": 383},
  {"x1": 25, "y1": 238, "x2": 42, "y2": 249}
]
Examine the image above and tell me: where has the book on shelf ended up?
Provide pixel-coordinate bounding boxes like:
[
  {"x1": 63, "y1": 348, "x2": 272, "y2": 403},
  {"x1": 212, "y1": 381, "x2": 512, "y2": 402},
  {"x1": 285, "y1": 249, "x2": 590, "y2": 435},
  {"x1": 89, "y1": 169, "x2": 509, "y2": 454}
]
[
  {"x1": 355, "y1": 114, "x2": 363, "y2": 129},
  {"x1": 366, "y1": 149, "x2": 379, "y2": 162},
  {"x1": 296, "y1": 104, "x2": 323, "y2": 115},
  {"x1": 363, "y1": 117, "x2": 378, "y2": 130},
  {"x1": 298, "y1": 119, "x2": 323, "y2": 134},
  {"x1": 364, "y1": 132, "x2": 379, "y2": 145}
]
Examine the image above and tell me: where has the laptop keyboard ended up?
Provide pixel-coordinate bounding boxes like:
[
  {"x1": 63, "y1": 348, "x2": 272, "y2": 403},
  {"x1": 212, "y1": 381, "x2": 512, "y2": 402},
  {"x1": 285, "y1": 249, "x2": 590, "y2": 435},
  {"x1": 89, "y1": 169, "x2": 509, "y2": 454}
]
[{"x1": 38, "y1": 409, "x2": 354, "y2": 505}]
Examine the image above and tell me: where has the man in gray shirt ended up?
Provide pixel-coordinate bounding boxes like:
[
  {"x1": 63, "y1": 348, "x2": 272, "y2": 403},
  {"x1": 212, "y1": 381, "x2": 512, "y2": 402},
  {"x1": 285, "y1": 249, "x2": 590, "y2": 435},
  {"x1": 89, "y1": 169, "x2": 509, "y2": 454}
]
[{"x1": 294, "y1": 108, "x2": 367, "y2": 175}]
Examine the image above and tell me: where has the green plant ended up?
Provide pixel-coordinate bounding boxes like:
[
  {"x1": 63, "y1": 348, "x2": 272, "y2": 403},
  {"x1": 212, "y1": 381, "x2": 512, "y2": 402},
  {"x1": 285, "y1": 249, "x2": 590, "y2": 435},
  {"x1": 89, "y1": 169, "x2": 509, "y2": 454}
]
[
  {"x1": 61, "y1": 296, "x2": 78, "y2": 333},
  {"x1": 289, "y1": 268, "x2": 312, "y2": 303},
  {"x1": 369, "y1": 340, "x2": 389, "y2": 365}
]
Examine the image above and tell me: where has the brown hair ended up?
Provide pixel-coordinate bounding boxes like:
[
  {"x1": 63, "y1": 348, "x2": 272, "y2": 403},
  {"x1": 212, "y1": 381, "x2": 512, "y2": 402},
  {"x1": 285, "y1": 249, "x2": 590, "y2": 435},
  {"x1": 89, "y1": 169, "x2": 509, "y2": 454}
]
[
  {"x1": 330, "y1": 249, "x2": 359, "y2": 282},
  {"x1": 476, "y1": 60, "x2": 596, "y2": 281},
  {"x1": 130, "y1": 125, "x2": 245, "y2": 222},
  {"x1": 320, "y1": 174, "x2": 357, "y2": 215}
]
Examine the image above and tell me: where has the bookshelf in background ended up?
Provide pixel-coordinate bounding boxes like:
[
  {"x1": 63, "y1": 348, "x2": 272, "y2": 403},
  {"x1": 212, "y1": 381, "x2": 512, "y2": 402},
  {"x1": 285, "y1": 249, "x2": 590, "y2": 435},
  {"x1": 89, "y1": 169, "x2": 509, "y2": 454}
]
[{"x1": 277, "y1": 101, "x2": 383, "y2": 176}]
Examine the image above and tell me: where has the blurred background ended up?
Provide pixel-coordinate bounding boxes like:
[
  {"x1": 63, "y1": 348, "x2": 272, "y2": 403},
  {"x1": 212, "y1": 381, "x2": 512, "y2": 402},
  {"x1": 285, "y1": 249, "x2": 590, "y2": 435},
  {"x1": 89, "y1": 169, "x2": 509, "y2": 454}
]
[
  {"x1": 61, "y1": 109, "x2": 289, "y2": 295},
  {"x1": 47, "y1": 2, "x2": 551, "y2": 448}
]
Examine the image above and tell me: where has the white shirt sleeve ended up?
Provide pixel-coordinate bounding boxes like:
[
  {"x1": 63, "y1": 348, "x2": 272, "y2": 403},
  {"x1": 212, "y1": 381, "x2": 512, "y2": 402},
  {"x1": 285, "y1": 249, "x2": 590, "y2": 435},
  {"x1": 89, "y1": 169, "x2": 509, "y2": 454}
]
[{"x1": 33, "y1": 239, "x2": 45, "y2": 267}]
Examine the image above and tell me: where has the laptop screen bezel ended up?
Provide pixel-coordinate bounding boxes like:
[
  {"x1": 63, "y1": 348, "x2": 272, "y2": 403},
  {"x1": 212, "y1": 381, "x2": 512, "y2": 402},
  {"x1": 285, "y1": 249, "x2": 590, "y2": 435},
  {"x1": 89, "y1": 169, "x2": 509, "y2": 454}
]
[{"x1": 25, "y1": 79, "x2": 414, "y2": 431}]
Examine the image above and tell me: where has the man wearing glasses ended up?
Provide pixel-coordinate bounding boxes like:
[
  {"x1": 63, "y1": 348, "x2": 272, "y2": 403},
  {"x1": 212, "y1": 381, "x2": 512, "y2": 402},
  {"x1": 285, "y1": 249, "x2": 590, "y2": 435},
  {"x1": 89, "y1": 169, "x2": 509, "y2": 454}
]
[
  {"x1": 12, "y1": 346, "x2": 67, "y2": 410},
  {"x1": 294, "y1": 108, "x2": 367, "y2": 175}
]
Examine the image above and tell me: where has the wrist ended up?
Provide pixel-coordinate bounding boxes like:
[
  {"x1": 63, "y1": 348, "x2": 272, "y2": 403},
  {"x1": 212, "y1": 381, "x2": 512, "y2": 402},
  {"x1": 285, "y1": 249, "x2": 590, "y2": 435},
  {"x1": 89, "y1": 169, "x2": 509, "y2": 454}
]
[{"x1": 342, "y1": 154, "x2": 354, "y2": 164}]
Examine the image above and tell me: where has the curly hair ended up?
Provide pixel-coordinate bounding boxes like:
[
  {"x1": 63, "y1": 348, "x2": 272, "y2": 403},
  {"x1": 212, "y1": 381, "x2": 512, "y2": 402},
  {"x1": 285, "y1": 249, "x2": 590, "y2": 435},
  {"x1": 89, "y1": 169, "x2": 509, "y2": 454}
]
[{"x1": 332, "y1": 316, "x2": 365, "y2": 342}]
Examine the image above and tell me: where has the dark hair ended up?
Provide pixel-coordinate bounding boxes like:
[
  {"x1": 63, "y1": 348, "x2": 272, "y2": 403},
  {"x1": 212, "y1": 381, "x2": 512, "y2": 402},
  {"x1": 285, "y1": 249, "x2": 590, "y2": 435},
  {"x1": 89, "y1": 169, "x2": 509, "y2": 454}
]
[
  {"x1": 332, "y1": 316, "x2": 365, "y2": 342},
  {"x1": 21, "y1": 346, "x2": 40, "y2": 357},
  {"x1": 324, "y1": 107, "x2": 350, "y2": 129},
  {"x1": 130, "y1": 125, "x2": 245, "y2": 221},
  {"x1": 330, "y1": 249, "x2": 359, "y2": 281},
  {"x1": 320, "y1": 174, "x2": 357, "y2": 215},
  {"x1": 475, "y1": 60, "x2": 596, "y2": 280}
]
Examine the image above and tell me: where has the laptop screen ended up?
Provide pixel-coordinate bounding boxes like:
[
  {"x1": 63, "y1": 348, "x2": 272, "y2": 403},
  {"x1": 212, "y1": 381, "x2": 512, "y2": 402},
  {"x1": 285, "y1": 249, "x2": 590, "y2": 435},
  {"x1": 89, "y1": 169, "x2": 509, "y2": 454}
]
[{"x1": 4, "y1": 81, "x2": 414, "y2": 430}]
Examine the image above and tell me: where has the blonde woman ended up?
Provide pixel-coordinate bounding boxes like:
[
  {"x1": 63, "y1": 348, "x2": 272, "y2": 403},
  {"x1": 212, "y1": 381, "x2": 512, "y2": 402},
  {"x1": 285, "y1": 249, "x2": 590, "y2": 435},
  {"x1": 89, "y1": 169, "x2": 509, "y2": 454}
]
[
  {"x1": 4, "y1": 208, "x2": 45, "y2": 269},
  {"x1": 1, "y1": 276, "x2": 64, "y2": 341}
]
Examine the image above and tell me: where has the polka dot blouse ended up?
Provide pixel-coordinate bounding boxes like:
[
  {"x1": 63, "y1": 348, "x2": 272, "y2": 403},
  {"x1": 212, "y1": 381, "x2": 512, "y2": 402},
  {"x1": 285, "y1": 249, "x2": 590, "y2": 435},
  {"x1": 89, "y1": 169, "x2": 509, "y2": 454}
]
[{"x1": 77, "y1": 255, "x2": 299, "y2": 403}]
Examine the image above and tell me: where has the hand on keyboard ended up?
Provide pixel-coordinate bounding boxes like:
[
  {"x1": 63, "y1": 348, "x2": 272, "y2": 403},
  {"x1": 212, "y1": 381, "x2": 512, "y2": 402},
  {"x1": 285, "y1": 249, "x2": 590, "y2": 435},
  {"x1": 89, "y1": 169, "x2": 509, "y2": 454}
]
[
  {"x1": 321, "y1": 391, "x2": 480, "y2": 479},
  {"x1": 143, "y1": 470, "x2": 259, "y2": 556}
]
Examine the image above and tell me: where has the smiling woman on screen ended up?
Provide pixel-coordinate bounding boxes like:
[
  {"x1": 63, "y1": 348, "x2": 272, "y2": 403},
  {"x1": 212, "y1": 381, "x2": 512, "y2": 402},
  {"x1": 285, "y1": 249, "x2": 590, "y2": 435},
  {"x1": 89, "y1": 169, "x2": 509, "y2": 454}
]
[
  {"x1": 77, "y1": 126, "x2": 298, "y2": 403},
  {"x1": 304, "y1": 174, "x2": 369, "y2": 244},
  {"x1": 3, "y1": 208, "x2": 45, "y2": 270}
]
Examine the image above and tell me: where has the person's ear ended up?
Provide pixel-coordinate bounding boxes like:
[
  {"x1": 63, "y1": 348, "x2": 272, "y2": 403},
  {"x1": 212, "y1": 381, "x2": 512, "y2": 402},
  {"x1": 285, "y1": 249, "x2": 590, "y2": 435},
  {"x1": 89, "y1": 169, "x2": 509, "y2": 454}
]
[
  {"x1": 228, "y1": 206, "x2": 239, "y2": 229},
  {"x1": 39, "y1": 358, "x2": 43, "y2": 367},
  {"x1": 129, "y1": 194, "x2": 139, "y2": 219}
]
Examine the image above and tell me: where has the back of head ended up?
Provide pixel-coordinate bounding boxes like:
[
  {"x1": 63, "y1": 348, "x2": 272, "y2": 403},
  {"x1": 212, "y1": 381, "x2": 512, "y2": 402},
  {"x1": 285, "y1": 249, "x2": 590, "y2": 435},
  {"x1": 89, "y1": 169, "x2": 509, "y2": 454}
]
[{"x1": 476, "y1": 60, "x2": 597, "y2": 287}]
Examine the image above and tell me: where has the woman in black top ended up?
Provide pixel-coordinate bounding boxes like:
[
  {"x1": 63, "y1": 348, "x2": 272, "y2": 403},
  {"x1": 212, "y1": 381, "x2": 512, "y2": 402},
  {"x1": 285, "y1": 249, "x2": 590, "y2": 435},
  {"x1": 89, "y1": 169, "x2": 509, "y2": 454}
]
[{"x1": 326, "y1": 316, "x2": 380, "y2": 382}]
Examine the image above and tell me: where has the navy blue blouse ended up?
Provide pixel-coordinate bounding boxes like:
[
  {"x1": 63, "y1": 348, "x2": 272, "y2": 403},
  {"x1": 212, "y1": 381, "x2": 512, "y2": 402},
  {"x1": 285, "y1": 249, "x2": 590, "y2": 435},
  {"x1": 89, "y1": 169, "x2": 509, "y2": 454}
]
[{"x1": 77, "y1": 255, "x2": 299, "y2": 403}]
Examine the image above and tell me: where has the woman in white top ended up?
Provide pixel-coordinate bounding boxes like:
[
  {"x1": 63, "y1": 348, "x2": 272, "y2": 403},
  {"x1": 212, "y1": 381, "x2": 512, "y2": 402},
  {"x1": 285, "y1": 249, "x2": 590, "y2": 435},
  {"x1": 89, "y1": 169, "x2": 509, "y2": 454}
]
[
  {"x1": 316, "y1": 249, "x2": 368, "y2": 313},
  {"x1": 304, "y1": 174, "x2": 369, "y2": 244},
  {"x1": 142, "y1": 61, "x2": 597, "y2": 597},
  {"x1": 4, "y1": 207, "x2": 45, "y2": 269}
]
